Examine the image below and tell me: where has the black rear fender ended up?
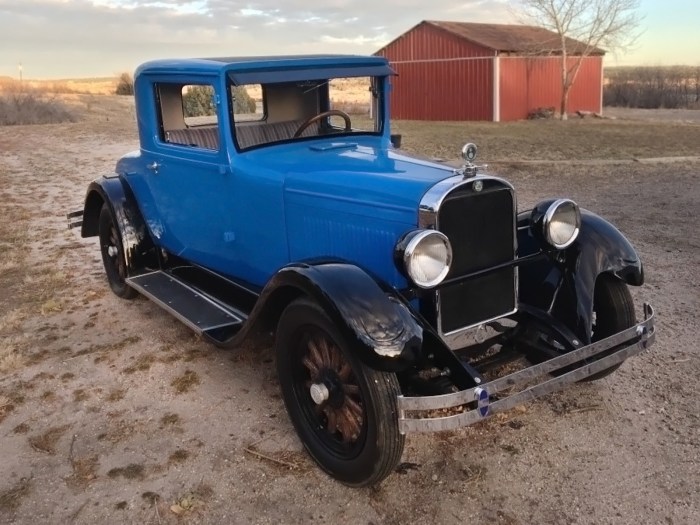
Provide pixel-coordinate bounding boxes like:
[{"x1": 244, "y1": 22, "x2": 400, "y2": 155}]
[{"x1": 80, "y1": 174, "x2": 157, "y2": 275}]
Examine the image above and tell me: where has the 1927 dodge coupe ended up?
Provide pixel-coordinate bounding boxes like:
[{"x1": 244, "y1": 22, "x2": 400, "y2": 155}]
[{"x1": 69, "y1": 55, "x2": 655, "y2": 486}]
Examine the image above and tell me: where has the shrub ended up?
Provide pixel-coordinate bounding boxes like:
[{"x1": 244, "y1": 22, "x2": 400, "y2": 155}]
[
  {"x1": 604, "y1": 66, "x2": 700, "y2": 109},
  {"x1": 183, "y1": 85, "x2": 215, "y2": 117},
  {"x1": 0, "y1": 93, "x2": 77, "y2": 126},
  {"x1": 180, "y1": 85, "x2": 256, "y2": 118},
  {"x1": 232, "y1": 86, "x2": 256, "y2": 114},
  {"x1": 115, "y1": 73, "x2": 134, "y2": 96}
]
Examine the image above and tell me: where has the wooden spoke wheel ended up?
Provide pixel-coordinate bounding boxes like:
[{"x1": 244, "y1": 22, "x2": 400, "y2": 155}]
[{"x1": 276, "y1": 298, "x2": 404, "y2": 486}]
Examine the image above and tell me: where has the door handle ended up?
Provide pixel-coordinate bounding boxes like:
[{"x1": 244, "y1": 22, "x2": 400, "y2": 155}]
[{"x1": 147, "y1": 161, "x2": 161, "y2": 172}]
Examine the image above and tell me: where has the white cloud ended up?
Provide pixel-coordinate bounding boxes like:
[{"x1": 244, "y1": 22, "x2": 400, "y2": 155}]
[
  {"x1": 0, "y1": 0, "x2": 517, "y2": 77},
  {"x1": 321, "y1": 34, "x2": 390, "y2": 46}
]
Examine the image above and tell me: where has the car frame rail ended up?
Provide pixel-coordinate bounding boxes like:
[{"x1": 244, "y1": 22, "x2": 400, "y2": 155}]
[{"x1": 398, "y1": 304, "x2": 655, "y2": 433}]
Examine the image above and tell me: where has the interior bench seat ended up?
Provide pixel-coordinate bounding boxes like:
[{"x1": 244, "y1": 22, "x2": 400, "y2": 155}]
[
  {"x1": 165, "y1": 127, "x2": 219, "y2": 150},
  {"x1": 164, "y1": 120, "x2": 319, "y2": 151}
]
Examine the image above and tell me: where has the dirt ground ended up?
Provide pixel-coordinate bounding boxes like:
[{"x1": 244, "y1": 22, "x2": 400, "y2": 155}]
[{"x1": 0, "y1": 97, "x2": 698, "y2": 524}]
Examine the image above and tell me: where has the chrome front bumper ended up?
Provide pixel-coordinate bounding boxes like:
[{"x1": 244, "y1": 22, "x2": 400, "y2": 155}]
[{"x1": 398, "y1": 304, "x2": 656, "y2": 433}]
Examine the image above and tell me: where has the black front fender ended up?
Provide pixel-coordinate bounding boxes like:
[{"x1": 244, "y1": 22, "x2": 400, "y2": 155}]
[
  {"x1": 81, "y1": 174, "x2": 156, "y2": 275},
  {"x1": 248, "y1": 262, "x2": 424, "y2": 373},
  {"x1": 518, "y1": 209, "x2": 643, "y2": 344}
]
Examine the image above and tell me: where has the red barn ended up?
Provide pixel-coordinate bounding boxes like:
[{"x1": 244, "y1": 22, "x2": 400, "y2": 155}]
[{"x1": 375, "y1": 21, "x2": 605, "y2": 121}]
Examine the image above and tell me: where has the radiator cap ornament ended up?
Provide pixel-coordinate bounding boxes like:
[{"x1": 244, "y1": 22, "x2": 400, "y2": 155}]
[
  {"x1": 461, "y1": 143, "x2": 477, "y2": 162},
  {"x1": 459, "y1": 142, "x2": 485, "y2": 178}
]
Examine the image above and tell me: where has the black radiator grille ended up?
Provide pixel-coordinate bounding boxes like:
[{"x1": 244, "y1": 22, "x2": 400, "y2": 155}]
[{"x1": 438, "y1": 186, "x2": 516, "y2": 333}]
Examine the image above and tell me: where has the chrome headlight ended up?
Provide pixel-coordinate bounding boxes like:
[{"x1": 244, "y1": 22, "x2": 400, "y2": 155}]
[
  {"x1": 534, "y1": 199, "x2": 581, "y2": 249},
  {"x1": 398, "y1": 230, "x2": 453, "y2": 288}
]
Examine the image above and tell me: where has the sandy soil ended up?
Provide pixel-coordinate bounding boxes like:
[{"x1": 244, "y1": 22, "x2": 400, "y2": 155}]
[{"x1": 0, "y1": 97, "x2": 698, "y2": 524}]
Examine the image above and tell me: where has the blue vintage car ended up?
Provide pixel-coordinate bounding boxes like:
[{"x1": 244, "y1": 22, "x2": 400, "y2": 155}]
[{"x1": 69, "y1": 55, "x2": 655, "y2": 486}]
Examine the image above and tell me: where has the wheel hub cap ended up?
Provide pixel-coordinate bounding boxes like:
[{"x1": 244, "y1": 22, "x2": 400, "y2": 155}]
[{"x1": 309, "y1": 382, "x2": 330, "y2": 405}]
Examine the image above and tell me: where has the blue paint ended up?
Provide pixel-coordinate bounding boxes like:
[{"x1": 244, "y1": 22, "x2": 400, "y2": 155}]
[{"x1": 122, "y1": 55, "x2": 454, "y2": 289}]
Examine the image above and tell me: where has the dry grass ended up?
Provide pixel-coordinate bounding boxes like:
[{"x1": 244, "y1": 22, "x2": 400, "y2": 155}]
[
  {"x1": 0, "y1": 77, "x2": 117, "y2": 95},
  {"x1": 66, "y1": 455, "x2": 99, "y2": 489},
  {"x1": 97, "y1": 418, "x2": 139, "y2": 444},
  {"x1": 0, "y1": 336, "x2": 29, "y2": 374},
  {"x1": 107, "y1": 463, "x2": 145, "y2": 480},
  {"x1": 105, "y1": 389, "x2": 126, "y2": 402},
  {"x1": 0, "y1": 395, "x2": 15, "y2": 424},
  {"x1": 169, "y1": 483, "x2": 214, "y2": 515},
  {"x1": 168, "y1": 449, "x2": 190, "y2": 464},
  {"x1": 0, "y1": 92, "x2": 77, "y2": 126},
  {"x1": 73, "y1": 389, "x2": 89, "y2": 402},
  {"x1": 0, "y1": 477, "x2": 32, "y2": 512},
  {"x1": 28, "y1": 425, "x2": 70, "y2": 454},
  {"x1": 0, "y1": 308, "x2": 27, "y2": 333},
  {"x1": 13, "y1": 423, "x2": 30, "y2": 434},
  {"x1": 171, "y1": 370, "x2": 200, "y2": 394},
  {"x1": 160, "y1": 413, "x2": 181, "y2": 427},
  {"x1": 122, "y1": 354, "x2": 156, "y2": 374},
  {"x1": 390, "y1": 117, "x2": 700, "y2": 161}
]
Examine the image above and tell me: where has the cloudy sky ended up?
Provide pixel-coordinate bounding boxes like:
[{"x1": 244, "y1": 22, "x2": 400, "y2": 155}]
[{"x1": 0, "y1": 0, "x2": 698, "y2": 79}]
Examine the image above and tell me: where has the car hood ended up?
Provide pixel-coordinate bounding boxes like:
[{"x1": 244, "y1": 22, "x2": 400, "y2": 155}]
[{"x1": 251, "y1": 141, "x2": 456, "y2": 220}]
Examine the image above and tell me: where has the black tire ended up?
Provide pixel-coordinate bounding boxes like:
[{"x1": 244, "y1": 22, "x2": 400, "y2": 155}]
[
  {"x1": 275, "y1": 298, "x2": 404, "y2": 487},
  {"x1": 98, "y1": 203, "x2": 137, "y2": 300},
  {"x1": 582, "y1": 274, "x2": 636, "y2": 381}
]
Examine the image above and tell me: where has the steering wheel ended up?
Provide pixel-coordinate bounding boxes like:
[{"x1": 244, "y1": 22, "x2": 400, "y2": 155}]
[{"x1": 294, "y1": 109, "x2": 352, "y2": 138}]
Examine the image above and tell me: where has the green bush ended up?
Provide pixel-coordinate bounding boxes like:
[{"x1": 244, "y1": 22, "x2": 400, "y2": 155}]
[
  {"x1": 115, "y1": 73, "x2": 134, "y2": 96},
  {"x1": 183, "y1": 85, "x2": 215, "y2": 117},
  {"x1": 232, "y1": 86, "x2": 256, "y2": 114}
]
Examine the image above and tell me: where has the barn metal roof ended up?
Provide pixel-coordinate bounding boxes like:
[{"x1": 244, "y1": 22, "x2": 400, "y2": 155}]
[{"x1": 379, "y1": 21, "x2": 605, "y2": 56}]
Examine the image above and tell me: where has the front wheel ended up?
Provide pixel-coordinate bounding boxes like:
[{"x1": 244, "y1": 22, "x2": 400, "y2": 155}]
[
  {"x1": 275, "y1": 298, "x2": 404, "y2": 487},
  {"x1": 583, "y1": 274, "x2": 636, "y2": 381},
  {"x1": 98, "y1": 203, "x2": 137, "y2": 299}
]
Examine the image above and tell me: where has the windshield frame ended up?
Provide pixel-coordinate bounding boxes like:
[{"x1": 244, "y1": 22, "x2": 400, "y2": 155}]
[{"x1": 226, "y1": 74, "x2": 386, "y2": 153}]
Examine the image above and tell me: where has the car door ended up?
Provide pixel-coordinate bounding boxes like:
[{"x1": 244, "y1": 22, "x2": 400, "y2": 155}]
[{"x1": 136, "y1": 79, "x2": 235, "y2": 271}]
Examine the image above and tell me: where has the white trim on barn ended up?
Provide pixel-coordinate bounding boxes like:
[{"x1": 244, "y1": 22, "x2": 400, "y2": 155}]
[{"x1": 493, "y1": 53, "x2": 500, "y2": 122}]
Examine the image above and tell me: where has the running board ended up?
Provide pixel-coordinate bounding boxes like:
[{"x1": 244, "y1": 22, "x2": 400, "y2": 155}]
[{"x1": 126, "y1": 271, "x2": 246, "y2": 343}]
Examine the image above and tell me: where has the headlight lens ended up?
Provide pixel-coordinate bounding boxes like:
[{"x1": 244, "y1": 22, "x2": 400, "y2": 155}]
[
  {"x1": 402, "y1": 230, "x2": 452, "y2": 288},
  {"x1": 544, "y1": 199, "x2": 581, "y2": 249}
]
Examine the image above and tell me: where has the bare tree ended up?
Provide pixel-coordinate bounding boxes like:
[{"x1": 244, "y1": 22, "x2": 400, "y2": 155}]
[{"x1": 517, "y1": 0, "x2": 643, "y2": 119}]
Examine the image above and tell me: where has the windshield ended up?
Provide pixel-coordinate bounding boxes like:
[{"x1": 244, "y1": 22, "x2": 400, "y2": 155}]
[{"x1": 231, "y1": 76, "x2": 382, "y2": 150}]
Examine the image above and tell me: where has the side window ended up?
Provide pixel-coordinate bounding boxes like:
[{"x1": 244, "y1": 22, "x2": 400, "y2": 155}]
[
  {"x1": 231, "y1": 84, "x2": 263, "y2": 122},
  {"x1": 156, "y1": 82, "x2": 220, "y2": 151},
  {"x1": 182, "y1": 85, "x2": 218, "y2": 127}
]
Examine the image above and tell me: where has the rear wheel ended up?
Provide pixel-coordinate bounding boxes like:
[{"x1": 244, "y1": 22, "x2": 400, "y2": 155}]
[
  {"x1": 98, "y1": 203, "x2": 137, "y2": 299},
  {"x1": 275, "y1": 298, "x2": 404, "y2": 487},
  {"x1": 583, "y1": 274, "x2": 636, "y2": 381}
]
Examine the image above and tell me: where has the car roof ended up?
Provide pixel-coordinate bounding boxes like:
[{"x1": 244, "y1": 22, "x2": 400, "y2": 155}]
[
  {"x1": 135, "y1": 54, "x2": 394, "y2": 84},
  {"x1": 137, "y1": 55, "x2": 389, "y2": 75}
]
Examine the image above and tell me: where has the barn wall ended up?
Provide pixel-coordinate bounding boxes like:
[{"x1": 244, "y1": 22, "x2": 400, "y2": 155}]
[
  {"x1": 499, "y1": 56, "x2": 603, "y2": 120},
  {"x1": 388, "y1": 60, "x2": 493, "y2": 120},
  {"x1": 377, "y1": 22, "x2": 494, "y2": 121}
]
